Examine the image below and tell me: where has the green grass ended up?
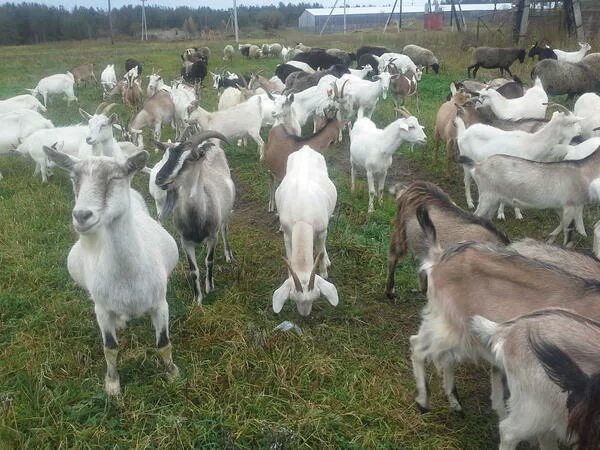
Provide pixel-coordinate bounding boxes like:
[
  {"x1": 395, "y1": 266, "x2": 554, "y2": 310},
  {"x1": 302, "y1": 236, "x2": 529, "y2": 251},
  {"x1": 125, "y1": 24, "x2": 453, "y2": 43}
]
[{"x1": 0, "y1": 27, "x2": 597, "y2": 449}]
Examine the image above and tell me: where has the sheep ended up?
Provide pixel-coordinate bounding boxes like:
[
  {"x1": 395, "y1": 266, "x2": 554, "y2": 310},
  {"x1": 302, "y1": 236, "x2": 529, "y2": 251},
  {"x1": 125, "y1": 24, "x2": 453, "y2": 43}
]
[
  {"x1": 125, "y1": 58, "x2": 142, "y2": 76},
  {"x1": 531, "y1": 59, "x2": 599, "y2": 98},
  {"x1": 292, "y1": 49, "x2": 344, "y2": 71},
  {"x1": 574, "y1": 93, "x2": 600, "y2": 139},
  {"x1": 325, "y1": 48, "x2": 356, "y2": 66},
  {"x1": 273, "y1": 145, "x2": 338, "y2": 316},
  {"x1": 355, "y1": 45, "x2": 389, "y2": 60},
  {"x1": 528, "y1": 41, "x2": 557, "y2": 61},
  {"x1": 268, "y1": 43, "x2": 283, "y2": 57},
  {"x1": 129, "y1": 91, "x2": 175, "y2": 148},
  {"x1": 456, "y1": 109, "x2": 581, "y2": 211},
  {"x1": 348, "y1": 64, "x2": 373, "y2": 79},
  {"x1": 70, "y1": 63, "x2": 97, "y2": 86},
  {"x1": 43, "y1": 146, "x2": 179, "y2": 396},
  {"x1": 274, "y1": 64, "x2": 304, "y2": 83},
  {"x1": 187, "y1": 96, "x2": 266, "y2": 159},
  {"x1": 467, "y1": 47, "x2": 526, "y2": 78},
  {"x1": 239, "y1": 43, "x2": 251, "y2": 57},
  {"x1": 476, "y1": 77, "x2": 547, "y2": 121},
  {"x1": 122, "y1": 67, "x2": 143, "y2": 110},
  {"x1": 554, "y1": 42, "x2": 591, "y2": 63},
  {"x1": 264, "y1": 113, "x2": 344, "y2": 212},
  {"x1": 223, "y1": 44, "x2": 234, "y2": 61},
  {"x1": 582, "y1": 52, "x2": 600, "y2": 77},
  {"x1": 402, "y1": 44, "x2": 440, "y2": 74},
  {"x1": 460, "y1": 142, "x2": 600, "y2": 245},
  {"x1": 154, "y1": 131, "x2": 234, "y2": 304},
  {"x1": 409, "y1": 205, "x2": 600, "y2": 415},
  {"x1": 0, "y1": 94, "x2": 46, "y2": 114},
  {"x1": 248, "y1": 44, "x2": 263, "y2": 59},
  {"x1": 27, "y1": 72, "x2": 77, "y2": 107},
  {"x1": 357, "y1": 54, "x2": 381, "y2": 75},
  {"x1": 472, "y1": 309, "x2": 600, "y2": 449},
  {"x1": 350, "y1": 107, "x2": 426, "y2": 213},
  {"x1": 385, "y1": 181, "x2": 510, "y2": 299},
  {"x1": 100, "y1": 64, "x2": 117, "y2": 96}
]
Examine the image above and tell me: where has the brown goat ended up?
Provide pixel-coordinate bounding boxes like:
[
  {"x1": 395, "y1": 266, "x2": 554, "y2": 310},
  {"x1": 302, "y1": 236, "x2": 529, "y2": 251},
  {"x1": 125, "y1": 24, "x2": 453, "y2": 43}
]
[
  {"x1": 390, "y1": 71, "x2": 418, "y2": 110},
  {"x1": 385, "y1": 180, "x2": 509, "y2": 298},
  {"x1": 70, "y1": 63, "x2": 97, "y2": 86},
  {"x1": 264, "y1": 118, "x2": 344, "y2": 212}
]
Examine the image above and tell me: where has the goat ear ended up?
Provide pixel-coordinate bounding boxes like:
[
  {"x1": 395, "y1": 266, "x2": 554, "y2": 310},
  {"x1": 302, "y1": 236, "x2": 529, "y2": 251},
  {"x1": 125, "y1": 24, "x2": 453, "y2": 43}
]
[
  {"x1": 112, "y1": 123, "x2": 123, "y2": 131},
  {"x1": 160, "y1": 189, "x2": 178, "y2": 221},
  {"x1": 450, "y1": 82, "x2": 457, "y2": 96},
  {"x1": 79, "y1": 108, "x2": 92, "y2": 121},
  {"x1": 272, "y1": 279, "x2": 291, "y2": 313},
  {"x1": 109, "y1": 113, "x2": 119, "y2": 125},
  {"x1": 125, "y1": 151, "x2": 149, "y2": 175},
  {"x1": 315, "y1": 276, "x2": 338, "y2": 307},
  {"x1": 187, "y1": 100, "x2": 199, "y2": 114},
  {"x1": 288, "y1": 93, "x2": 294, "y2": 103},
  {"x1": 153, "y1": 140, "x2": 169, "y2": 152},
  {"x1": 191, "y1": 142, "x2": 212, "y2": 160},
  {"x1": 43, "y1": 145, "x2": 75, "y2": 171}
]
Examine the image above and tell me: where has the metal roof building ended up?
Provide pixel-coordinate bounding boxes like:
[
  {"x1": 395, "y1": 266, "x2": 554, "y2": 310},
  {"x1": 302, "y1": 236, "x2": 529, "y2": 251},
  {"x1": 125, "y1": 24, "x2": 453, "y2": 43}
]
[{"x1": 298, "y1": 3, "x2": 513, "y2": 33}]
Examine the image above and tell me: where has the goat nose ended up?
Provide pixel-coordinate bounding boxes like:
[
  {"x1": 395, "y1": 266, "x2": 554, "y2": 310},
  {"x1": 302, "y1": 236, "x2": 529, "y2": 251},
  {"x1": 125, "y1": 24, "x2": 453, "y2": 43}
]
[{"x1": 73, "y1": 209, "x2": 93, "y2": 225}]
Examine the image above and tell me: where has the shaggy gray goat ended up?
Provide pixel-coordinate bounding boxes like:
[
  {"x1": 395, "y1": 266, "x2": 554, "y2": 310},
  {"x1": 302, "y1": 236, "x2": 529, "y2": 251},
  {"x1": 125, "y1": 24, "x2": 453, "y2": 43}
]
[
  {"x1": 531, "y1": 58, "x2": 600, "y2": 98},
  {"x1": 154, "y1": 131, "x2": 235, "y2": 305},
  {"x1": 402, "y1": 44, "x2": 440, "y2": 74},
  {"x1": 467, "y1": 47, "x2": 526, "y2": 78}
]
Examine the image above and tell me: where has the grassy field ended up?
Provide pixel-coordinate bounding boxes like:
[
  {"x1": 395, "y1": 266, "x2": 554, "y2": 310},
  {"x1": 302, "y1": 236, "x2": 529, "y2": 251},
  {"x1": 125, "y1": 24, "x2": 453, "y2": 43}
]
[{"x1": 0, "y1": 27, "x2": 598, "y2": 449}]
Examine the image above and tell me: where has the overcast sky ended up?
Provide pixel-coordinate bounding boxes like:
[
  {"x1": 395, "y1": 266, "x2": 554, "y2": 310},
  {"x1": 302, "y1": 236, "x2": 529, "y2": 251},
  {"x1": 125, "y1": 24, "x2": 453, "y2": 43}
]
[{"x1": 0, "y1": 1, "x2": 427, "y2": 10}]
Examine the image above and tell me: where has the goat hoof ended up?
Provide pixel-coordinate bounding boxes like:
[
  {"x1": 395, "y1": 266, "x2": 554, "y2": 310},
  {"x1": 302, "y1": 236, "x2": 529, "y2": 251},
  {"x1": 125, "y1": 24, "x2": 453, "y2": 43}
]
[
  {"x1": 104, "y1": 375, "x2": 121, "y2": 396},
  {"x1": 166, "y1": 363, "x2": 180, "y2": 380},
  {"x1": 416, "y1": 402, "x2": 430, "y2": 414}
]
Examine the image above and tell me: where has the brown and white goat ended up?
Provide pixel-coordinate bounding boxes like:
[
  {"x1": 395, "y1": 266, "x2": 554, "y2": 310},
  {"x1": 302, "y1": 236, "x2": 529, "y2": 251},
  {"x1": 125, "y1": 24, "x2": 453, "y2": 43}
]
[
  {"x1": 123, "y1": 67, "x2": 143, "y2": 110},
  {"x1": 264, "y1": 116, "x2": 344, "y2": 212},
  {"x1": 70, "y1": 63, "x2": 97, "y2": 86},
  {"x1": 129, "y1": 90, "x2": 175, "y2": 148},
  {"x1": 390, "y1": 71, "x2": 418, "y2": 111},
  {"x1": 411, "y1": 205, "x2": 600, "y2": 418},
  {"x1": 472, "y1": 308, "x2": 600, "y2": 450},
  {"x1": 386, "y1": 181, "x2": 509, "y2": 298}
]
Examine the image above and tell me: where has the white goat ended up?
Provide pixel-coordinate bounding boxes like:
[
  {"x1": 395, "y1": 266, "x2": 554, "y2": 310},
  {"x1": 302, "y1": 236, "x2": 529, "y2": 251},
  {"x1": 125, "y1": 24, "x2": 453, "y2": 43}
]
[
  {"x1": 188, "y1": 97, "x2": 265, "y2": 159},
  {"x1": 335, "y1": 71, "x2": 392, "y2": 119},
  {"x1": 100, "y1": 64, "x2": 117, "y2": 96},
  {"x1": 558, "y1": 137, "x2": 600, "y2": 160},
  {"x1": 476, "y1": 77, "x2": 548, "y2": 120},
  {"x1": 348, "y1": 64, "x2": 373, "y2": 79},
  {"x1": 0, "y1": 94, "x2": 47, "y2": 114},
  {"x1": 16, "y1": 125, "x2": 88, "y2": 182},
  {"x1": 79, "y1": 103, "x2": 126, "y2": 161},
  {"x1": 27, "y1": 72, "x2": 77, "y2": 107},
  {"x1": 169, "y1": 83, "x2": 196, "y2": 139},
  {"x1": 146, "y1": 72, "x2": 170, "y2": 98},
  {"x1": 154, "y1": 132, "x2": 235, "y2": 304},
  {"x1": 472, "y1": 309, "x2": 600, "y2": 449},
  {"x1": 378, "y1": 53, "x2": 422, "y2": 80},
  {"x1": 457, "y1": 110, "x2": 581, "y2": 211},
  {"x1": 43, "y1": 146, "x2": 179, "y2": 396},
  {"x1": 350, "y1": 109, "x2": 427, "y2": 212},
  {"x1": 554, "y1": 42, "x2": 591, "y2": 63},
  {"x1": 462, "y1": 144, "x2": 600, "y2": 245},
  {"x1": 0, "y1": 110, "x2": 53, "y2": 155},
  {"x1": 574, "y1": 92, "x2": 600, "y2": 139},
  {"x1": 273, "y1": 145, "x2": 338, "y2": 316}
]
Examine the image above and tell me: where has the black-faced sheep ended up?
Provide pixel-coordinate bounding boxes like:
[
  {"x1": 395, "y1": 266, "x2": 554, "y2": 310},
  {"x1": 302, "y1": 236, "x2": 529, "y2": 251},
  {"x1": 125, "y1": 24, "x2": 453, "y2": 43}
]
[
  {"x1": 467, "y1": 47, "x2": 526, "y2": 78},
  {"x1": 531, "y1": 59, "x2": 600, "y2": 98},
  {"x1": 356, "y1": 45, "x2": 389, "y2": 60},
  {"x1": 292, "y1": 50, "x2": 345, "y2": 71},
  {"x1": 528, "y1": 41, "x2": 558, "y2": 61},
  {"x1": 402, "y1": 44, "x2": 440, "y2": 74}
]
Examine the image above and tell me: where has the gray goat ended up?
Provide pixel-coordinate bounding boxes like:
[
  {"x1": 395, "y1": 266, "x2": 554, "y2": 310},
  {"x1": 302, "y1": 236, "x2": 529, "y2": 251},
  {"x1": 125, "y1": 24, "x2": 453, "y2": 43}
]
[{"x1": 155, "y1": 131, "x2": 235, "y2": 305}]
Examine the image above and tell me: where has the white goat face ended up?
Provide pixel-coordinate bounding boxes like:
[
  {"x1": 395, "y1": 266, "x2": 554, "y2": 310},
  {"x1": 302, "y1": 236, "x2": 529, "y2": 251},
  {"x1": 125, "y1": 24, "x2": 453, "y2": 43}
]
[
  {"x1": 211, "y1": 72, "x2": 221, "y2": 90},
  {"x1": 86, "y1": 114, "x2": 116, "y2": 145},
  {"x1": 399, "y1": 116, "x2": 427, "y2": 145},
  {"x1": 379, "y1": 72, "x2": 392, "y2": 99},
  {"x1": 147, "y1": 74, "x2": 162, "y2": 95},
  {"x1": 272, "y1": 275, "x2": 339, "y2": 316},
  {"x1": 43, "y1": 148, "x2": 148, "y2": 234}
]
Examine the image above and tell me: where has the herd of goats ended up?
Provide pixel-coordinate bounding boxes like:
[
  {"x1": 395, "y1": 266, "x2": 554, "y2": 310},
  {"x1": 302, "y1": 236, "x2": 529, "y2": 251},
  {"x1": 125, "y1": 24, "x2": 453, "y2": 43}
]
[{"x1": 2, "y1": 38, "x2": 600, "y2": 449}]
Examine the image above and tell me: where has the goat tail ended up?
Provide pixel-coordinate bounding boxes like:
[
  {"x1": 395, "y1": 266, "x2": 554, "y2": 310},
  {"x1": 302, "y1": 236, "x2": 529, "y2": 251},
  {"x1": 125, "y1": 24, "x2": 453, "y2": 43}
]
[
  {"x1": 470, "y1": 315, "x2": 500, "y2": 349},
  {"x1": 415, "y1": 205, "x2": 442, "y2": 270},
  {"x1": 530, "y1": 333, "x2": 600, "y2": 449}
]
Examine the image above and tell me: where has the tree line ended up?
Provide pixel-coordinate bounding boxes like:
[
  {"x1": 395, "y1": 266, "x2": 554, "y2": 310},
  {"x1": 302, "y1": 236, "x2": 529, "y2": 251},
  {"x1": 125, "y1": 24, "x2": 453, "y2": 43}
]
[{"x1": 0, "y1": 2, "x2": 322, "y2": 45}]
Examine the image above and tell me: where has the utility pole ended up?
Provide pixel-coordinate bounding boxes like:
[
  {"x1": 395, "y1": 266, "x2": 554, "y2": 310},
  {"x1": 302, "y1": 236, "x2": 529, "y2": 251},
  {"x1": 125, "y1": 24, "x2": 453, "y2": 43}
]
[
  {"x1": 233, "y1": 0, "x2": 239, "y2": 43},
  {"x1": 140, "y1": 0, "x2": 147, "y2": 41},
  {"x1": 383, "y1": 0, "x2": 399, "y2": 33},
  {"x1": 343, "y1": 0, "x2": 347, "y2": 34},
  {"x1": 320, "y1": 0, "x2": 340, "y2": 35},
  {"x1": 107, "y1": 0, "x2": 113, "y2": 45}
]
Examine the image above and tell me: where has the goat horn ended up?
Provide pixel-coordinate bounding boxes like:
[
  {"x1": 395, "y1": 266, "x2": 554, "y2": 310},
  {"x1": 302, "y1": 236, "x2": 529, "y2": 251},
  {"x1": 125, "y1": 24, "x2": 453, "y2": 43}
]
[
  {"x1": 340, "y1": 79, "x2": 349, "y2": 98},
  {"x1": 331, "y1": 81, "x2": 339, "y2": 98},
  {"x1": 307, "y1": 252, "x2": 323, "y2": 292},
  {"x1": 101, "y1": 103, "x2": 118, "y2": 115},
  {"x1": 192, "y1": 130, "x2": 230, "y2": 146},
  {"x1": 95, "y1": 102, "x2": 108, "y2": 114},
  {"x1": 282, "y1": 257, "x2": 303, "y2": 293},
  {"x1": 543, "y1": 102, "x2": 571, "y2": 113},
  {"x1": 594, "y1": 127, "x2": 600, "y2": 131}
]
